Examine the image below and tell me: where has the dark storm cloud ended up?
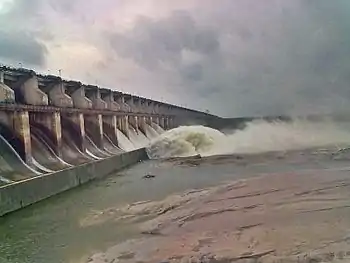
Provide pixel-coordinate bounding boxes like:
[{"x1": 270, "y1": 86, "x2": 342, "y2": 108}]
[
  {"x1": 108, "y1": 10, "x2": 219, "y2": 69},
  {"x1": 0, "y1": 31, "x2": 47, "y2": 66},
  {"x1": 180, "y1": 64, "x2": 203, "y2": 82},
  {"x1": 2, "y1": 0, "x2": 350, "y2": 117},
  {"x1": 0, "y1": 0, "x2": 48, "y2": 66},
  {"x1": 105, "y1": 0, "x2": 350, "y2": 116}
]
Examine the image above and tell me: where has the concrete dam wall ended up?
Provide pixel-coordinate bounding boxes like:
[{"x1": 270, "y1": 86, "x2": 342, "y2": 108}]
[
  {"x1": 0, "y1": 148, "x2": 148, "y2": 217},
  {"x1": 0, "y1": 65, "x2": 219, "y2": 216},
  {"x1": 0, "y1": 66, "x2": 217, "y2": 184}
]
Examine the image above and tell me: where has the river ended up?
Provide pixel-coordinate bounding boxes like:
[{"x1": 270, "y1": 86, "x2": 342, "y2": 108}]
[{"x1": 2, "y1": 119, "x2": 350, "y2": 263}]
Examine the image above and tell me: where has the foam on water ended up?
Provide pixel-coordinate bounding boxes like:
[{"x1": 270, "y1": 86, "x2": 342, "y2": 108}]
[
  {"x1": 146, "y1": 119, "x2": 350, "y2": 159},
  {"x1": 146, "y1": 126, "x2": 224, "y2": 158}
]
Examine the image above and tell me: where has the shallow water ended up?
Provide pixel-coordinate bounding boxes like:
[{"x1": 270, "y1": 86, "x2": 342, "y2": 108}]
[{"x1": 1, "y1": 147, "x2": 350, "y2": 263}]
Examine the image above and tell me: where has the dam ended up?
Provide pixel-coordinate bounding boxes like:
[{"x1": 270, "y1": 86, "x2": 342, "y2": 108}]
[
  {"x1": 0, "y1": 66, "x2": 215, "y2": 169},
  {"x1": 0, "y1": 65, "x2": 220, "y2": 216},
  {"x1": 4, "y1": 0, "x2": 350, "y2": 261}
]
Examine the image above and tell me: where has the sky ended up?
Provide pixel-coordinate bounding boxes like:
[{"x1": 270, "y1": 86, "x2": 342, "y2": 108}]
[{"x1": 1, "y1": 0, "x2": 350, "y2": 117}]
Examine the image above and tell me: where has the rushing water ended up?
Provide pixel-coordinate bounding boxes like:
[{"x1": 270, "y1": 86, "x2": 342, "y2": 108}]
[
  {"x1": 116, "y1": 129, "x2": 135, "y2": 152},
  {"x1": 145, "y1": 124, "x2": 159, "y2": 139},
  {"x1": 0, "y1": 134, "x2": 38, "y2": 183},
  {"x1": 147, "y1": 119, "x2": 350, "y2": 158},
  {"x1": 2, "y1": 146, "x2": 350, "y2": 263},
  {"x1": 2, "y1": 118, "x2": 350, "y2": 263},
  {"x1": 0, "y1": 123, "x2": 158, "y2": 183},
  {"x1": 127, "y1": 128, "x2": 150, "y2": 149}
]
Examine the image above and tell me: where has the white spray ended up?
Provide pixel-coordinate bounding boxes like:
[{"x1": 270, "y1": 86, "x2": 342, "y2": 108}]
[{"x1": 146, "y1": 119, "x2": 350, "y2": 159}]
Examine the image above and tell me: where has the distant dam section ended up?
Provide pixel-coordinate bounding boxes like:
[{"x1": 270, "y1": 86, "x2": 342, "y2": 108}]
[{"x1": 0, "y1": 65, "x2": 219, "y2": 186}]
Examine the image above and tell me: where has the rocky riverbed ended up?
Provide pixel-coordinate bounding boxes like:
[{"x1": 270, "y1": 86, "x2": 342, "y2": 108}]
[{"x1": 87, "y1": 158, "x2": 350, "y2": 263}]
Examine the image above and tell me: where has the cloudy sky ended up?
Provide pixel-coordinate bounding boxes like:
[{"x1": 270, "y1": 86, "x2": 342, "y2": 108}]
[{"x1": 1, "y1": 0, "x2": 350, "y2": 117}]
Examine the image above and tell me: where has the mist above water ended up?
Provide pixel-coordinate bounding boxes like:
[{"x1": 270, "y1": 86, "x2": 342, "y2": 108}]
[{"x1": 146, "y1": 119, "x2": 350, "y2": 159}]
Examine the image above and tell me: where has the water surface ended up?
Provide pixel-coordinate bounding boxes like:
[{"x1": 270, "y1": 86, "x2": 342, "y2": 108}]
[{"x1": 1, "y1": 147, "x2": 350, "y2": 263}]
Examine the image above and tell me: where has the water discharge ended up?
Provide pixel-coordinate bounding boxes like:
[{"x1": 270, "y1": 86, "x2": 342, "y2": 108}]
[
  {"x1": 4, "y1": 118, "x2": 350, "y2": 263},
  {"x1": 0, "y1": 116, "x2": 165, "y2": 183},
  {"x1": 31, "y1": 158, "x2": 55, "y2": 173},
  {"x1": 151, "y1": 123, "x2": 165, "y2": 134},
  {"x1": 116, "y1": 129, "x2": 135, "y2": 151},
  {"x1": 128, "y1": 127, "x2": 150, "y2": 149},
  {"x1": 85, "y1": 136, "x2": 110, "y2": 159},
  {"x1": 0, "y1": 134, "x2": 39, "y2": 181},
  {"x1": 117, "y1": 125, "x2": 162, "y2": 151},
  {"x1": 103, "y1": 134, "x2": 121, "y2": 155},
  {"x1": 145, "y1": 124, "x2": 159, "y2": 139},
  {"x1": 136, "y1": 130, "x2": 150, "y2": 145},
  {"x1": 31, "y1": 134, "x2": 69, "y2": 171},
  {"x1": 147, "y1": 119, "x2": 350, "y2": 159}
]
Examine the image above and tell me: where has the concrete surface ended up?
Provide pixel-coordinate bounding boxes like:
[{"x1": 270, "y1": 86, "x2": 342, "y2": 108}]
[
  {"x1": 88, "y1": 88, "x2": 107, "y2": 110},
  {"x1": 0, "y1": 72, "x2": 15, "y2": 102},
  {"x1": 19, "y1": 75, "x2": 49, "y2": 106},
  {"x1": 48, "y1": 82, "x2": 73, "y2": 107},
  {"x1": 102, "y1": 92, "x2": 120, "y2": 111},
  {"x1": 0, "y1": 148, "x2": 148, "y2": 217},
  {"x1": 71, "y1": 86, "x2": 93, "y2": 109}
]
